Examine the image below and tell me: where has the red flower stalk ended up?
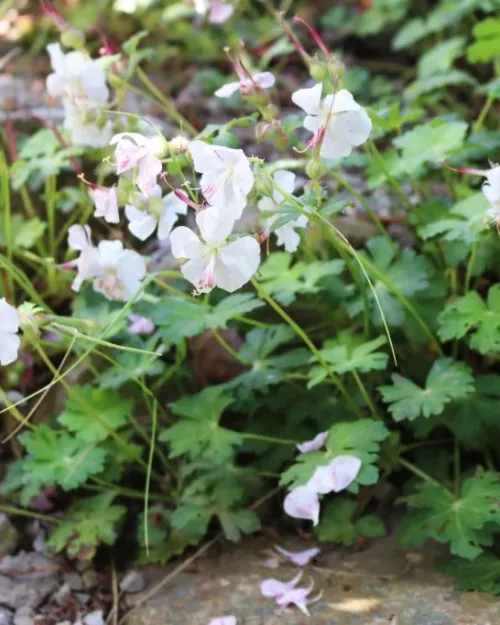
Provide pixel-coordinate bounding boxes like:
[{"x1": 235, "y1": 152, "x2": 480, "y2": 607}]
[
  {"x1": 293, "y1": 15, "x2": 333, "y2": 61},
  {"x1": 40, "y1": 0, "x2": 68, "y2": 31}
]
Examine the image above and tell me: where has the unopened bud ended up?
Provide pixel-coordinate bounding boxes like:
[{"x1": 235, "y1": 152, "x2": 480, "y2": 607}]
[
  {"x1": 261, "y1": 103, "x2": 279, "y2": 122},
  {"x1": 306, "y1": 158, "x2": 324, "y2": 180},
  {"x1": 309, "y1": 61, "x2": 329, "y2": 82},
  {"x1": 107, "y1": 73, "x2": 124, "y2": 90},
  {"x1": 254, "y1": 175, "x2": 274, "y2": 198},
  {"x1": 60, "y1": 28, "x2": 86, "y2": 51}
]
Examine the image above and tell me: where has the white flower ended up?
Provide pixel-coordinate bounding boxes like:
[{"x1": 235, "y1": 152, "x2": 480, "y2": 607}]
[
  {"x1": 63, "y1": 109, "x2": 112, "y2": 148},
  {"x1": 46, "y1": 43, "x2": 109, "y2": 108},
  {"x1": 170, "y1": 205, "x2": 260, "y2": 294},
  {"x1": 283, "y1": 487, "x2": 320, "y2": 526},
  {"x1": 67, "y1": 224, "x2": 100, "y2": 292},
  {"x1": 66, "y1": 226, "x2": 146, "y2": 300},
  {"x1": 92, "y1": 185, "x2": 119, "y2": 223},
  {"x1": 482, "y1": 164, "x2": 500, "y2": 209},
  {"x1": 193, "y1": 0, "x2": 234, "y2": 23},
  {"x1": 0, "y1": 298, "x2": 21, "y2": 366},
  {"x1": 188, "y1": 140, "x2": 254, "y2": 219},
  {"x1": 125, "y1": 186, "x2": 187, "y2": 241},
  {"x1": 257, "y1": 171, "x2": 308, "y2": 252},
  {"x1": 215, "y1": 71, "x2": 275, "y2": 98},
  {"x1": 93, "y1": 241, "x2": 147, "y2": 301},
  {"x1": 306, "y1": 455, "x2": 361, "y2": 494},
  {"x1": 296, "y1": 431, "x2": 328, "y2": 454},
  {"x1": 110, "y1": 133, "x2": 163, "y2": 196},
  {"x1": 291, "y1": 83, "x2": 372, "y2": 159}
]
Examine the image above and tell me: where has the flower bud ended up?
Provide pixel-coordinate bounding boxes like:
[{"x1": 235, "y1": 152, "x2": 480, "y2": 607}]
[
  {"x1": 18, "y1": 302, "x2": 43, "y2": 341},
  {"x1": 60, "y1": 28, "x2": 86, "y2": 51},
  {"x1": 107, "y1": 73, "x2": 124, "y2": 90},
  {"x1": 254, "y1": 174, "x2": 274, "y2": 198},
  {"x1": 309, "y1": 61, "x2": 329, "y2": 82},
  {"x1": 306, "y1": 158, "x2": 324, "y2": 180}
]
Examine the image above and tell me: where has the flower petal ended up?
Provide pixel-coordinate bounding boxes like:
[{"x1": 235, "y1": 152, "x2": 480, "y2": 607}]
[
  {"x1": 170, "y1": 226, "x2": 204, "y2": 260},
  {"x1": 296, "y1": 431, "x2": 328, "y2": 454},
  {"x1": 215, "y1": 81, "x2": 241, "y2": 98},
  {"x1": 197, "y1": 205, "x2": 235, "y2": 245},
  {"x1": 274, "y1": 545, "x2": 320, "y2": 566},
  {"x1": 254, "y1": 72, "x2": 275, "y2": 90},
  {"x1": 283, "y1": 487, "x2": 320, "y2": 526},
  {"x1": 0, "y1": 330, "x2": 20, "y2": 366},
  {"x1": 207, "y1": 617, "x2": 237, "y2": 625},
  {"x1": 292, "y1": 83, "x2": 323, "y2": 116},
  {"x1": 68, "y1": 225, "x2": 93, "y2": 251},
  {"x1": 214, "y1": 236, "x2": 260, "y2": 292},
  {"x1": 273, "y1": 170, "x2": 295, "y2": 202},
  {"x1": 209, "y1": 0, "x2": 234, "y2": 23},
  {"x1": 260, "y1": 571, "x2": 303, "y2": 598},
  {"x1": 307, "y1": 454, "x2": 361, "y2": 494},
  {"x1": 136, "y1": 153, "x2": 162, "y2": 196},
  {"x1": 93, "y1": 186, "x2": 119, "y2": 224},
  {"x1": 188, "y1": 140, "x2": 216, "y2": 173},
  {"x1": 0, "y1": 298, "x2": 20, "y2": 334}
]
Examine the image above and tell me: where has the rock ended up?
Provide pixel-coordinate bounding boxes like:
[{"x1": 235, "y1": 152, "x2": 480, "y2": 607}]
[
  {"x1": 0, "y1": 515, "x2": 19, "y2": 556},
  {"x1": 124, "y1": 536, "x2": 500, "y2": 625},
  {"x1": 13, "y1": 607, "x2": 34, "y2": 625},
  {"x1": 119, "y1": 571, "x2": 146, "y2": 594},
  {"x1": 0, "y1": 552, "x2": 59, "y2": 579},
  {"x1": 83, "y1": 611, "x2": 105, "y2": 625},
  {"x1": 0, "y1": 575, "x2": 59, "y2": 610},
  {"x1": 74, "y1": 593, "x2": 91, "y2": 605},
  {"x1": 64, "y1": 572, "x2": 84, "y2": 591},
  {"x1": 81, "y1": 570, "x2": 98, "y2": 590},
  {"x1": 0, "y1": 609, "x2": 13, "y2": 625},
  {"x1": 51, "y1": 583, "x2": 70, "y2": 604}
]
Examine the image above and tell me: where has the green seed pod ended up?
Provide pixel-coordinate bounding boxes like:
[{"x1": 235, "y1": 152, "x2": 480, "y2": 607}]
[
  {"x1": 309, "y1": 62, "x2": 329, "y2": 83},
  {"x1": 306, "y1": 158, "x2": 324, "y2": 180},
  {"x1": 60, "y1": 28, "x2": 86, "y2": 51}
]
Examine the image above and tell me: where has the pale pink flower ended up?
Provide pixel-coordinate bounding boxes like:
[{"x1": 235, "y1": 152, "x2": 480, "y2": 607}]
[
  {"x1": 260, "y1": 570, "x2": 303, "y2": 599},
  {"x1": 296, "y1": 431, "x2": 328, "y2": 454},
  {"x1": 458, "y1": 163, "x2": 500, "y2": 211},
  {"x1": 110, "y1": 133, "x2": 163, "y2": 196},
  {"x1": 0, "y1": 298, "x2": 21, "y2": 366},
  {"x1": 215, "y1": 72, "x2": 275, "y2": 98},
  {"x1": 292, "y1": 83, "x2": 372, "y2": 159},
  {"x1": 207, "y1": 618, "x2": 236, "y2": 625},
  {"x1": 92, "y1": 241, "x2": 146, "y2": 302},
  {"x1": 170, "y1": 205, "x2": 260, "y2": 294},
  {"x1": 193, "y1": 0, "x2": 234, "y2": 23},
  {"x1": 274, "y1": 545, "x2": 320, "y2": 567},
  {"x1": 66, "y1": 224, "x2": 100, "y2": 292},
  {"x1": 125, "y1": 187, "x2": 187, "y2": 241},
  {"x1": 306, "y1": 455, "x2": 361, "y2": 494},
  {"x1": 92, "y1": 185, "x2": 119, "y2": 223},
  {"x1": 188, "y1": 140, "x2": 254, "y2": 219},
  {"x1": 128, "y1": 314, "x2": 155, "y2": 336},
  {"x1": 276, "y1": 579, "x2": 322, "y2": 616},
  {"x1": 283, "y1": 487, "x2": 320, "y2": 526}
]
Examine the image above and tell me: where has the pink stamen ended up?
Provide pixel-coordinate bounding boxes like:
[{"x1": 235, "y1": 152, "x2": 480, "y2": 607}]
[
  {"x1": 89, "y1": 25, "x2": 116, "y2": 55},
  {"x1": 223, "y1": 47, "x2": 247, "y2": 82},
  {"x1": 293, "y1": 15, "x2": 332, "y2": 60}
]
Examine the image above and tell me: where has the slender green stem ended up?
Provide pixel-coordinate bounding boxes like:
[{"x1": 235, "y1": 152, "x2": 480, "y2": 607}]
[
  {"x1": 242, "y1": 432, "x2": 299, "y2": 446},
  {"x1": 0, "y1": 149, "x2": 14, "y2": 298},
  {"x1": 473, "y1": 94, "x2": 495, "y2": 134},
  {"x1": 212, "y1": 329, "x2": 249, "y2": 365},
  {"x1": 86, "y1": 479, "x2": 169, "y2": 502},
  {"x1": 251, "y1": 277, "x2": 360, "y2": 415},
  {"x1": 135, "y1": 67, "x2": 197, "y2": 136},
  {"x1": 398, "y1": 457, "x2": 448, "y2": 491},
  {"x1": 367, "y1": 139, "x2": 413, "y2": 210},
  {"x1": 144, "y1": 401, "x2": 158, "y2": 553},
  {"x1": 0, "y1": 504, "x2": 60, "y2": 524},
  {"x1": 401, "y1": 438, "x2": 451, "y2": 452},
  {"x1": 453, "y1": 436, "x2": 460, "y2": 496},
  {"x1": 464, "y1": 241, "x2": 477, "y2": 294},
  {"x1": 351, "y1": 370, "x2": 380, "y2": 419},
  {"x1": 45, "y1": 175, "x2": 56, "y2": 257},
  {"x1": 327, "y1": 166, "x2": 396, "y2": 251}
]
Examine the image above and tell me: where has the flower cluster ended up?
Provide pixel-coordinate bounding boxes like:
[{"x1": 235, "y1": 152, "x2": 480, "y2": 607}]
[{"x1": 46, "y1": 43, "x2": 111, "y2": 147}]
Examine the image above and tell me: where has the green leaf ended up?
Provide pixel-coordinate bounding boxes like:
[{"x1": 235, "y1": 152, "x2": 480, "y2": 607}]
[
  {"x1": 281, "y1": 419, "x2": 389, "y2": 490},
  {"x1": 404, "y1": 71, "x2": 474, "y2": 100},
  {"x1": 438, "y1": 285, "x2": 500, "y2": 354},
  {"x1": 19, "y1": 426, "x2": 107, "y2": 491},
  {"x1": 13, "y1": 217, "x2": 47, "y2": 249},
  {"x1": 467, "y1": 18, "x2": 500, "y2": 63},
  {"x1": 316, "y1": 497, "x2": 385, "y2": 545},
  {"x1": 397, "y1": 472, "x2": 500, "y2": 560},
  {"x1": 392, "y1": 119, "x2": 468, "y2": 176},
  {"x1": 259, "y1": 252, "x2": 344, "y2": 306},
  {"x1": 217, "y1": 508, "x2": 260, "y2": 542},
  {"x1": 420, "y1": 192, "x2": 489, "y2": 245},
  {"x1": 160, "y1": 386, "x2": 242, "y2": 461},
  {"x1": 47, "y1": 493, "x2": 125, "y2": 560},
  {"x1": 169, "y1": 501, "x2": 212, "y2": 544},
  {"x1": 99, "y1": 351, "x2": 165, "y2": 390},
  {"x1": 442, "y1": 555, "x2": 500, "y2": 594},
  {"x1": 379, "y1": 358, "x2": 474, "y2": 421},
  {"x1": 348, "y1": 237, "x2": 430, "y2": 327},
  {"x1": 417, "y1": 37, "x2": 466, "y2": 77},
  {"x1": 57, "y1": 386, "x2": 133, "y2": 443}
]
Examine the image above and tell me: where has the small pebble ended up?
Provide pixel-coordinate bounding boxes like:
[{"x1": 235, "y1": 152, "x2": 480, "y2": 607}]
[
  {"x1": 51, "y1": 583, "x2": 70, "y2": 604},
  {"x1": 0, "y1": 608, "x2": 13, "y2": 625},
  {"x1": 83, "y1": 610, "x2": 105, "y2": 625},
  {"x1": 74, "y1": 593, "x2": 91, "y2": 605},
  {"x1": 64, "y1": 572, "x2": 84, "y2": 592},
  {"x1": 13, "y1": 607, "x2": 34, "y2": 625},
  {"x1": 119, "y1": 570, "x2": 145, "y2": 594}
]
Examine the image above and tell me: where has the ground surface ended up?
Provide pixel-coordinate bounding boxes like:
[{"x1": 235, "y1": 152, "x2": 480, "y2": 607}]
[{"x1": 124, "y1": 535, "x2": 500, "y2": 625}]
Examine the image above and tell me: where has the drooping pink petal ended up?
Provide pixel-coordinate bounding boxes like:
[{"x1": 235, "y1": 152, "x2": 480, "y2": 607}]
[
  {"x1": 283, "y1": 487, "x2": 320, "y2": 526},
  {"x1": 296, "y1": 431, "x2": 328, "y2": 454},
  {"x1": 277, "y1": 579, "x2": 322, "y2": 616},
  {"x1": 136, "y1": 153, "x2": 162, "y2": 196},
  {"x1": 307, "y1": 455, "x2": 361, "y2": 494},
  {"x1": 274, "y1": 545, "x2": 320, "y2": 567},
  {"x1": 92, "y1": 185, "x2": 119, "y2": 223},
  {"x1": 128, "y1": 314, "x2": 155, "y2": 336},
  {"x1": 260, "y1": 571, "x2": 303, "y2": 598}
]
